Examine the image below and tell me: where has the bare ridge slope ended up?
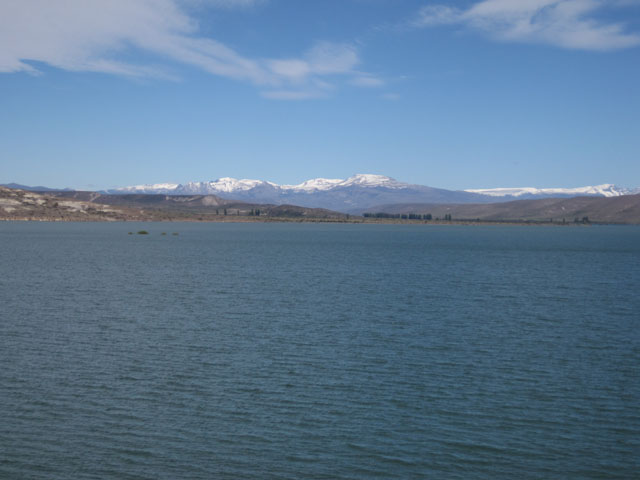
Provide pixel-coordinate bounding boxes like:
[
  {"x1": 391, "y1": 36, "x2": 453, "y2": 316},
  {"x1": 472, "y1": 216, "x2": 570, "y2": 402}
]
[{"x1": 366, "y1": 195, "x2": 640, "y2": 224}]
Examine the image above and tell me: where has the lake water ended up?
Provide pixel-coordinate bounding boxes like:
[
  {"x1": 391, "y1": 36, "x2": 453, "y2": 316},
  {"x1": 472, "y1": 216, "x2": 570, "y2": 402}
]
[{"x1": 1, "y1": 222, "x2": 639, "y2": 479}]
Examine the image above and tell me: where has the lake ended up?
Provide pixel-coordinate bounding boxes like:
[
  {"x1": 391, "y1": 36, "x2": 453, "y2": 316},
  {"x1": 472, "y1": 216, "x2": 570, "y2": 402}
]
[{"x1": 1, "y1": 222, "x2": 638, "y2": 479}]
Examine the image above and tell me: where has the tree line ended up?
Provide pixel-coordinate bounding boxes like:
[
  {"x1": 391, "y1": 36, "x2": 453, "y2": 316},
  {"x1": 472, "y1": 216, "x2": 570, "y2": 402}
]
[
  {"x1": 214, "y1": 208, "x2": 262, "y2": 216},
  {"x1": 363, "y1": 212, "x2": 434, "y2": 220}
]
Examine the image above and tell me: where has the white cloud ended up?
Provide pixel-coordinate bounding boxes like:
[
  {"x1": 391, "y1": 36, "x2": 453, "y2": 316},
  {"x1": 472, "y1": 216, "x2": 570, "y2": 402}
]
[
  {"x1": 350, "y1": 74, "x2": 385, "y2": 87},
  {"x1": 265, "y1": 43, "x2": 360, "y2": 81},
  {"x1": 195, "y1": 0, "x2": 266, "y2": 7},
  {"x1": 414, "y1": 0, "x2": 640, "y2": 50},
  {"x1": 267, "y1": 59, "x2": 312, "y2": 81},
  {"x1": 261, "y1": 75, "x2": 335, "y2": 100},
  {"x1": 0, "y1": 0, "x2": 377, "y2": 99},
  {"x1": 261, "y1": 42, "x2": 382, "y2": 98},
  {"x1": 0, "y1": 0, "x2": 269, "y2": 81},
  {"x1": 306, "y1": 42, "x2": 360, "y2": 75},
  {"x1": 414, "y1": 5, "x2": 460, "y2": 27}
]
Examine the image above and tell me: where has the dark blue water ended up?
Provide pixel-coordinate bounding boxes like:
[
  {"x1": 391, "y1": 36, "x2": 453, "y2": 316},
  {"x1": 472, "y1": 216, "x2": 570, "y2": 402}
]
[{"x1": 1, "y1": 222, "x2": 639, "y2": 479}]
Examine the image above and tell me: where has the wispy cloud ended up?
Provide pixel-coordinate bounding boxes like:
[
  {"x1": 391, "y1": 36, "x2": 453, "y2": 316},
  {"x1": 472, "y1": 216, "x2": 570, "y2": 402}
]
[
  {"x1": 305, "y1": 42, "x2": 360, "y2": 75},
  {"x1": 191, "y1": 0, "x2": 267, "y2": 8},
  {"x1": 260, "y1": 42, "x2": 387, "y2": 98},
  {"x1": 264, "y1": 42, "x2": 359, "y2": 83},
  {"x1": 0, "y1": 0, "x2": 379, "y2": 99},
  {"x1": 350, "y1": 74, "x2": 385, "y2": 87},
  {"x1": 0, "y1": 0, "x2": 266, "y2": 80},
  {"x1": 261, "y1": 89, "x2": 328, "y2": 101},
  {"x1": 413, "y1": 0, "x2": 640, "y2": 51}
]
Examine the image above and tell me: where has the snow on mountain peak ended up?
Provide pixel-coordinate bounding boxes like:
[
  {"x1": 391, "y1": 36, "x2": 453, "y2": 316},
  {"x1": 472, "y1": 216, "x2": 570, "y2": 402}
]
[
  {"x1": 208, "y1": 178, "x2": 267, "y2": 192},
  {"x1": 111, "y1": 173, "x2": 416, "y2": 197},
  {"x1": 111, "y1": 176, "x2": 635, "y2": 200},
  {"x1": 282, "y1": 174, "x2": 405, "y2": 191},
  {"x1": 284, "y1": 178, "x2": 344, "y2": 192},
  {"x1": 178, "y1": 177, "x2": 278, "y2": 194},
  {"x1": 116, "y1": 183, "x2": 180, "y2": 193},
  {"x1": 464, "y1": 184, "x2": 628, "y2": 198},
  {"x1": 341, "y1": 174, "x2": 405, "y2": 188}
]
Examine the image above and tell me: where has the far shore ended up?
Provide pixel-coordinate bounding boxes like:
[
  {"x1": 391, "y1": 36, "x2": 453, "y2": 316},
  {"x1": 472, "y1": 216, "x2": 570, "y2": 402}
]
[{"x1": 1, "y1": 216, "x2": 610, "y2": 226}]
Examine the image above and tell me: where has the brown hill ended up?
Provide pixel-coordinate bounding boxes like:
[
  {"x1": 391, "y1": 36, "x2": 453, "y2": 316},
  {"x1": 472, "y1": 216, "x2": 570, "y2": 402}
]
[
  {"x1": 0, "y1": 186, "x2": 136, "y2": 221},
  {"x1": 0, "y1": 187, "x2": 350, "y2": 222},
  {"x1": 366, "y1": 194, "x2": 640, "y2": 224}
]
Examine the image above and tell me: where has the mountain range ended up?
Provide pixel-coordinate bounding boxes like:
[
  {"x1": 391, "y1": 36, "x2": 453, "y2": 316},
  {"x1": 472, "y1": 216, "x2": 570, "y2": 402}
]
[
  {"x1": 105, "y1": 174, "x2": 638, "y2": 213},
  {"x1": 3, "y1": 185, "x2": 639, "y2": 224},
  {"x1": 4, "y1": 175, "x2": 637, "y2": 214}
]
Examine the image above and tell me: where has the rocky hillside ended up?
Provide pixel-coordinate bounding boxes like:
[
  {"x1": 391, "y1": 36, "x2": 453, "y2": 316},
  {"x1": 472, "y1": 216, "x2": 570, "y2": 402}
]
[
  {"x1": 0, "y1": 187, "x2": 351, "y2": 222},
  {"x1": 0, "y1": 186, "x2": 134, "y2": 221}
]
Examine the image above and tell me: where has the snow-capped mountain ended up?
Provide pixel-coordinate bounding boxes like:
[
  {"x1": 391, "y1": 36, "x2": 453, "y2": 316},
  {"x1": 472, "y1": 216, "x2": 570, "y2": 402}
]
[
  {"x1": 107, "y1": 175, "x2": 639, "y2": 213},
  {"x1": 113, "y1": 174, "x2": 408, "y2": 195},
  {"x1": 464, "y1": 184, "x2": 634, "y2": 199},
  {"x1": 113, "y1": 182, "x2": 181, "y2": 194},
  {"x1": 108, "y1": 174, "x2": 487, "y2": 212}
]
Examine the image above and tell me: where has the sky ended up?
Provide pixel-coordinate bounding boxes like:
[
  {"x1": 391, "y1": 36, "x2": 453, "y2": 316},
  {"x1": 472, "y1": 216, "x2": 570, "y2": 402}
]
[{"x1": 1, "y1": 0, "x2": 639, "y2": 191}]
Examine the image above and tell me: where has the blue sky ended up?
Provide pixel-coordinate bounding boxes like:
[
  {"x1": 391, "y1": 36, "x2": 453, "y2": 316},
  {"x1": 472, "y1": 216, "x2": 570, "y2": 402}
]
[{"x1": 1, "y1": 0, "x2": 639, "y2": 190}]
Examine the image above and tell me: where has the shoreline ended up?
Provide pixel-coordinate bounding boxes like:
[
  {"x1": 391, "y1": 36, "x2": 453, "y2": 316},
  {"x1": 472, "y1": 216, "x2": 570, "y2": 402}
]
[{"x1": 0, "y1": 217, "x2": 617, "y2": 226}]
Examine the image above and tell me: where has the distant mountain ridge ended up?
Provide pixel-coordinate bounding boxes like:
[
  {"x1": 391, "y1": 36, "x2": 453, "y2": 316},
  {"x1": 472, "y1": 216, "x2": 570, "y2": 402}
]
[
  {"x1": 464, "y1": 184, "x2": 637, "y2": 199},
  {"x1": 110, "y1": 174, "x2": 416, "y2": 195},
  {"x1": 106, "y1": 174, "x2": 490, "y2": 212},
  {"x1": 0, "y1": 183, "x2": 73, "y2": 192},
  {"x1": 4, "y1": 185, "x2": 638, "y2": 224},
  {"x1": 106, "y1": 174, "x2": 637, "y2": 213},
  {"x1": 5, "y1": 176, "x2": 637, "y2": 214}
]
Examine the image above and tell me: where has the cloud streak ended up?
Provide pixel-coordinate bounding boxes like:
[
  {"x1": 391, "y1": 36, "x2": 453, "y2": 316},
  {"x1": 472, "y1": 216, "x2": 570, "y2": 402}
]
[
  {"x1": 414, "y1": 0, "x2": 640, "y2": 51},
  {"x1": 0, "y1": 0, "x2": 380, "y2": 99}
]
